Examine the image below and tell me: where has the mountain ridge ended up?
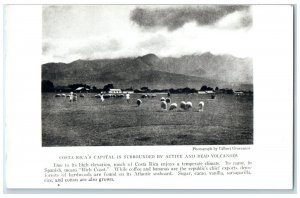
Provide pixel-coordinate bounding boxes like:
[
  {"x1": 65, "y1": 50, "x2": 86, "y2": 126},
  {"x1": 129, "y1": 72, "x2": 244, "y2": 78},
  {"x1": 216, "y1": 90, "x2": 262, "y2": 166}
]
[{"x1": 42, "y1": 52, "x2": 253, "y2": 90}]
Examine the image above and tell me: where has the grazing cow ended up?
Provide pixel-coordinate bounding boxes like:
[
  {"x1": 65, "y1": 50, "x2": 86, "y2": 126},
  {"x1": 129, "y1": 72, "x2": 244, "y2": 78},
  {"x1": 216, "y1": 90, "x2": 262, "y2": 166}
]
[
  {"x1": 180, "y1": 101, "x2": 187, "y2": 110},
  {"x1": 100, "y1": 94, "x2": 104, "y2": 102},
  {"x1": 95, "y1": 94, "x2": 104, "y2": 102},
  {"x1": 137, "y1": 99, "x2": 142, "y2": 106},
  {"x1": 169, "y1": 103, "x2": 177, "y2": 110},
  {"x1": 126, "y1": 93, "x2": 130, "y2": 103},
  {"x1": 161, "y1": 101, "x2": 167, "y2": 110},
  {"x1": 199, "y1": 101, "x2": 205, "y2": 111},
  {"x1": 185, "y1": 101, "x2": 193, "y2": 110},
  {"x1": 166, "y1": 98, "x2": 171, "y2": 104},
  {"x1": 69, "y1": 92, "x2": 75, "y2": 102}
]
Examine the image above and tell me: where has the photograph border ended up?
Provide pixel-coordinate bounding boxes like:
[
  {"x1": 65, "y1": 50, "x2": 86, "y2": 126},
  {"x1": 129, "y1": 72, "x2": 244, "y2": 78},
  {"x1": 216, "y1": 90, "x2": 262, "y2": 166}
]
[{"x1": 2, "y1": 2, "x2": 297, "y2": 195}]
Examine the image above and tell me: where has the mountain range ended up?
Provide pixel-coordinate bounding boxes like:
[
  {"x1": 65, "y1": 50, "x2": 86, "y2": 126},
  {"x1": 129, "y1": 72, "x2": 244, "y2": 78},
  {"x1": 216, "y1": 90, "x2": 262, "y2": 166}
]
[{"x1": 42, "y1": 52, "x2": 253, "y2": 91}]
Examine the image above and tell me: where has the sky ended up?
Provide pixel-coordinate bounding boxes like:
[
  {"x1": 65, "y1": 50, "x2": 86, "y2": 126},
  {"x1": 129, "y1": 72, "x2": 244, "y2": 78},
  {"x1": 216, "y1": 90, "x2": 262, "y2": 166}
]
[{"x1": 42, "y1": 5, "x2": 253, "y2": 63}]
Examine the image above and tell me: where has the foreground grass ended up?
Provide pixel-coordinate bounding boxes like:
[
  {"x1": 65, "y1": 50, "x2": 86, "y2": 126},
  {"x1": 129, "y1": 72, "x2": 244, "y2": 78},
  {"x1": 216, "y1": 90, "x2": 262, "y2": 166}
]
[{"x1": 42, "y1": 93, "x2": 253, "y2": 146}]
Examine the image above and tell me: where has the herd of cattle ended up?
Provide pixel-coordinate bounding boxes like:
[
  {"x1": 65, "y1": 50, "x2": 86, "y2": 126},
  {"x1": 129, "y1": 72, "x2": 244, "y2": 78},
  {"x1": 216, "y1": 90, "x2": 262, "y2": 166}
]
[
  {"x1": 55, "y1": 92, "x2": 206, "y2": 111},
  {"x1": 136, "y1": 97, "x2": 205, "y2": 111}
]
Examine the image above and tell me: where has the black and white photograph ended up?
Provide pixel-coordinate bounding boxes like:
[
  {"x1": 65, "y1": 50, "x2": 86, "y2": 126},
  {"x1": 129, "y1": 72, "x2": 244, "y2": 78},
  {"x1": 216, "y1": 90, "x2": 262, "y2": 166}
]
[
  {"x1": 4, "y1": 3, "x2": 295, "y2": 192},
  {"x1": 42, "y1": 5, "x2": 253, "y2": 146}
]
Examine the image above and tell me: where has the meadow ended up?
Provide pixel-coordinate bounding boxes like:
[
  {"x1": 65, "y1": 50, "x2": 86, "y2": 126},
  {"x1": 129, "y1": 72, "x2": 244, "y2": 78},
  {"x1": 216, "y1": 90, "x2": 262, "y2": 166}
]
[{"x1": 42, "y1": 93, "x2": 253, "y2": 146}]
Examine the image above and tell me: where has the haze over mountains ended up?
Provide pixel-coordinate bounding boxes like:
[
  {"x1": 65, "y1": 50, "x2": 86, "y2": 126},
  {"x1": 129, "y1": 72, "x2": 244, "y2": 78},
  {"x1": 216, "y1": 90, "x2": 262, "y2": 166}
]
[{"x1": 42, "y1": 52, "x2": 253, "y2": 91}]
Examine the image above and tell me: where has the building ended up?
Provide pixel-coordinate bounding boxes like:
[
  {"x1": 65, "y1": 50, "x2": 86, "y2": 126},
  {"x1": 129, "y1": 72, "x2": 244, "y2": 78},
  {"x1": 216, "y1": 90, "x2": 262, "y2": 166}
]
[
  {"x1": 108, "y1": 89, "x2": 122, "y2": 94},
  {"x1": 234, "y1": 91, "x2": 244, "y2": 96},
  {"x1": 198, "y1": 91, "x2": 207, "y2": 94},
  {"x1": 205, "y1": 90, "x2": 215, "y2": 94},
  {"x1": 75, "y1": 87, "x2": 89, "y2": 91},
  {"x1": 122, "y1": 90, "x2": 134, "y2": 94}
]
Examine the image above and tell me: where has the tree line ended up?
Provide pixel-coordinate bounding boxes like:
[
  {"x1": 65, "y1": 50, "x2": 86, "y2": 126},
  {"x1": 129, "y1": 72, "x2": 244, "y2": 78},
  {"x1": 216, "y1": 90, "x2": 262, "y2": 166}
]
[{"x1": 42, "y1": 80, "x2": 251, "y2": 95}]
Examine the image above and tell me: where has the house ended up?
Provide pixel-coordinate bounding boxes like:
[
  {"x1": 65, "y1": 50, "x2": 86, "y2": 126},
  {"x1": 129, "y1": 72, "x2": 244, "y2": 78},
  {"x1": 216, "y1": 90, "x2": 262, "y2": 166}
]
[
  {"x1": 198, "y1": 91, "x2": 207, "y2": 94},
  {"x1": 75, "y1": 87, "x2": 90, "y2": 92},
  {"x1": 217, "y1": 88, "x2": 234, "y2": 94},
  {"x1": 122, "y1": 88, "x2": 134, "y2": 94},
  {"x1": 234, "y1": 91, "x2": 244, "y2": 96},
  {"x1": 205, "y1": 90, "x2": 215, "y2": 94},
  {"x1": 122, "y1": 90, "x2": 134, "y2": 94},
  {"x1": 108, "y1": 89, "x2": 122, "y2": 94}
]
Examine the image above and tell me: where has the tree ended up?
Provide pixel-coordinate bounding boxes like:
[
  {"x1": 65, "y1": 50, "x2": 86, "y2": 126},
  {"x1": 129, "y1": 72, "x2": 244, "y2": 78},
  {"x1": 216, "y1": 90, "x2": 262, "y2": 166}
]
[
  {"x1": 124, "y1": 87, "x2": 133, "y2": 91},
  {"x1": 226, "y1": 89, "x2": 234, "y2": 94},
  {"x1": 141, "y1": 87, "x2": 148, "y2": 90},
  {"x1": 191, "y1": 88, "x2": 198, "y2": 93},
  {"x1": 215, "y1": 87, "x2": 219, "y2": 91},
  {"x1": 182, "y1": 87, "x2": 191, "y2": 93},
  {"x1": 200, "y1": 85, "x2": 208, "y2": 91},
  {"x1": 103, "y1": 84, "x2": 114, "y2": 92},
  {"x1": 169, "y1": 88, "x2": 175, "y2": 93},
  {"x1": 91, "y1": 86, "x2": 97, "y2": 93},
  {"x1": 42, "y1": 80, "x2": 54, "y2": 92}
]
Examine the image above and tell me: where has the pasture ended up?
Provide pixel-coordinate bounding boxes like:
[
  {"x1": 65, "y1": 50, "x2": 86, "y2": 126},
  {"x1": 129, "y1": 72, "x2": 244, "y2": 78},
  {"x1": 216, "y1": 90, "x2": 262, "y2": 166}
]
[{"x1": 42, "y1": 93, "x2": 253, "y2": 146}]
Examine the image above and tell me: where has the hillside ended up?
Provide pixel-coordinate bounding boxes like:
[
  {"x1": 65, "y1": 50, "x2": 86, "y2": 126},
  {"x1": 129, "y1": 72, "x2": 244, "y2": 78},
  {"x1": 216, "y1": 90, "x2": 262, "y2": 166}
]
[
  {"x1": 42, "y1": 53, "x2": 253, "y2": 90},
  {"x1": 152, "y1": 52, "x2": 252, "y2": 83}
]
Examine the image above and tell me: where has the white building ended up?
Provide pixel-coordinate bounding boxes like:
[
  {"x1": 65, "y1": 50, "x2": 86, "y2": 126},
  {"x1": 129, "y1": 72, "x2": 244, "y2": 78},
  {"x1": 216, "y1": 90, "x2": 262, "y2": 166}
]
[
  {"x1": 122, "y1": 91, "x2": 134, "y2": 94},
  {"x1": 234, "y1": 91, "x2": 244, "y2": 95},
  {"x1": 108, "y1": 89, "x2": 122, "y2": 94}
]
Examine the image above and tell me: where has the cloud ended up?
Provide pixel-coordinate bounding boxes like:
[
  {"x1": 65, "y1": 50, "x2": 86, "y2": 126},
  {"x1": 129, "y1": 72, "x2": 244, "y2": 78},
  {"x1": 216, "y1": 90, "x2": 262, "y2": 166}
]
[
  {"x1": 137, "y1": 34, "x2": 168, "y2": 51},
  {"x1": 42, "y1": 38, "x2": 122, "y2": 63},
  {"x1": 42, "y1": 5, "x2": 253, "y2": 63},
  {"x1": 130, "y1": 5, "x2": 251, "y2": 31},
  {"x1": 214, "y1": 9, "x2": 252, "y2": 29},
  {"x1": 240, "y1": 12, "x2": 252, "y2": 28},
  {"x1": 69, "y1": 39, "x2": 121, "y2": 57},
  {"x1": 42, "y1": 42, "x2": 51, "y2": 54}
]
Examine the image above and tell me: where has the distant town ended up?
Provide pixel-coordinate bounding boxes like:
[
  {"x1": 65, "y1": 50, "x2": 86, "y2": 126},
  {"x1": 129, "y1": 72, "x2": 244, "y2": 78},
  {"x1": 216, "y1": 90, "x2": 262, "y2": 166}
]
[{"x1": 42, "y1": 80, "x2": 253, "y2": 96}]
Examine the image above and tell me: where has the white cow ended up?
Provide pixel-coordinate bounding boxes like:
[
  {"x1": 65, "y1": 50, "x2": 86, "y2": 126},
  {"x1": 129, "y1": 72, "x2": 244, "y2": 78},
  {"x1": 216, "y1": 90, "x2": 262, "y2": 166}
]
[
  {"x1": 185, "y1": 101, "x2": 193, "y2": 110},
  {"x1": 199, "y1": 101, "x2": 205, "y2": 111},
  {"x1": 161, "y1": 101, "x2": 167, "y2": 110},
  {"x1": 137, "y1": 99, "x2": 142, "y2": 106},
  {"x1": 180, "y1": 101, "x2": 187, "y2": 110},
  {"x1": 169, "y1": 103, "x2": 177, "y2": 110}
]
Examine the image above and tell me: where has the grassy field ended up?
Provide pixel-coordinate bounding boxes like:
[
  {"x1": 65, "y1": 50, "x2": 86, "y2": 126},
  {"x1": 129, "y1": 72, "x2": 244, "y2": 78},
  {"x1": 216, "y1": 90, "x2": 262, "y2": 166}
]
[{"x1": 42, "y1": 93, "x2": 253, "y2": 146}]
